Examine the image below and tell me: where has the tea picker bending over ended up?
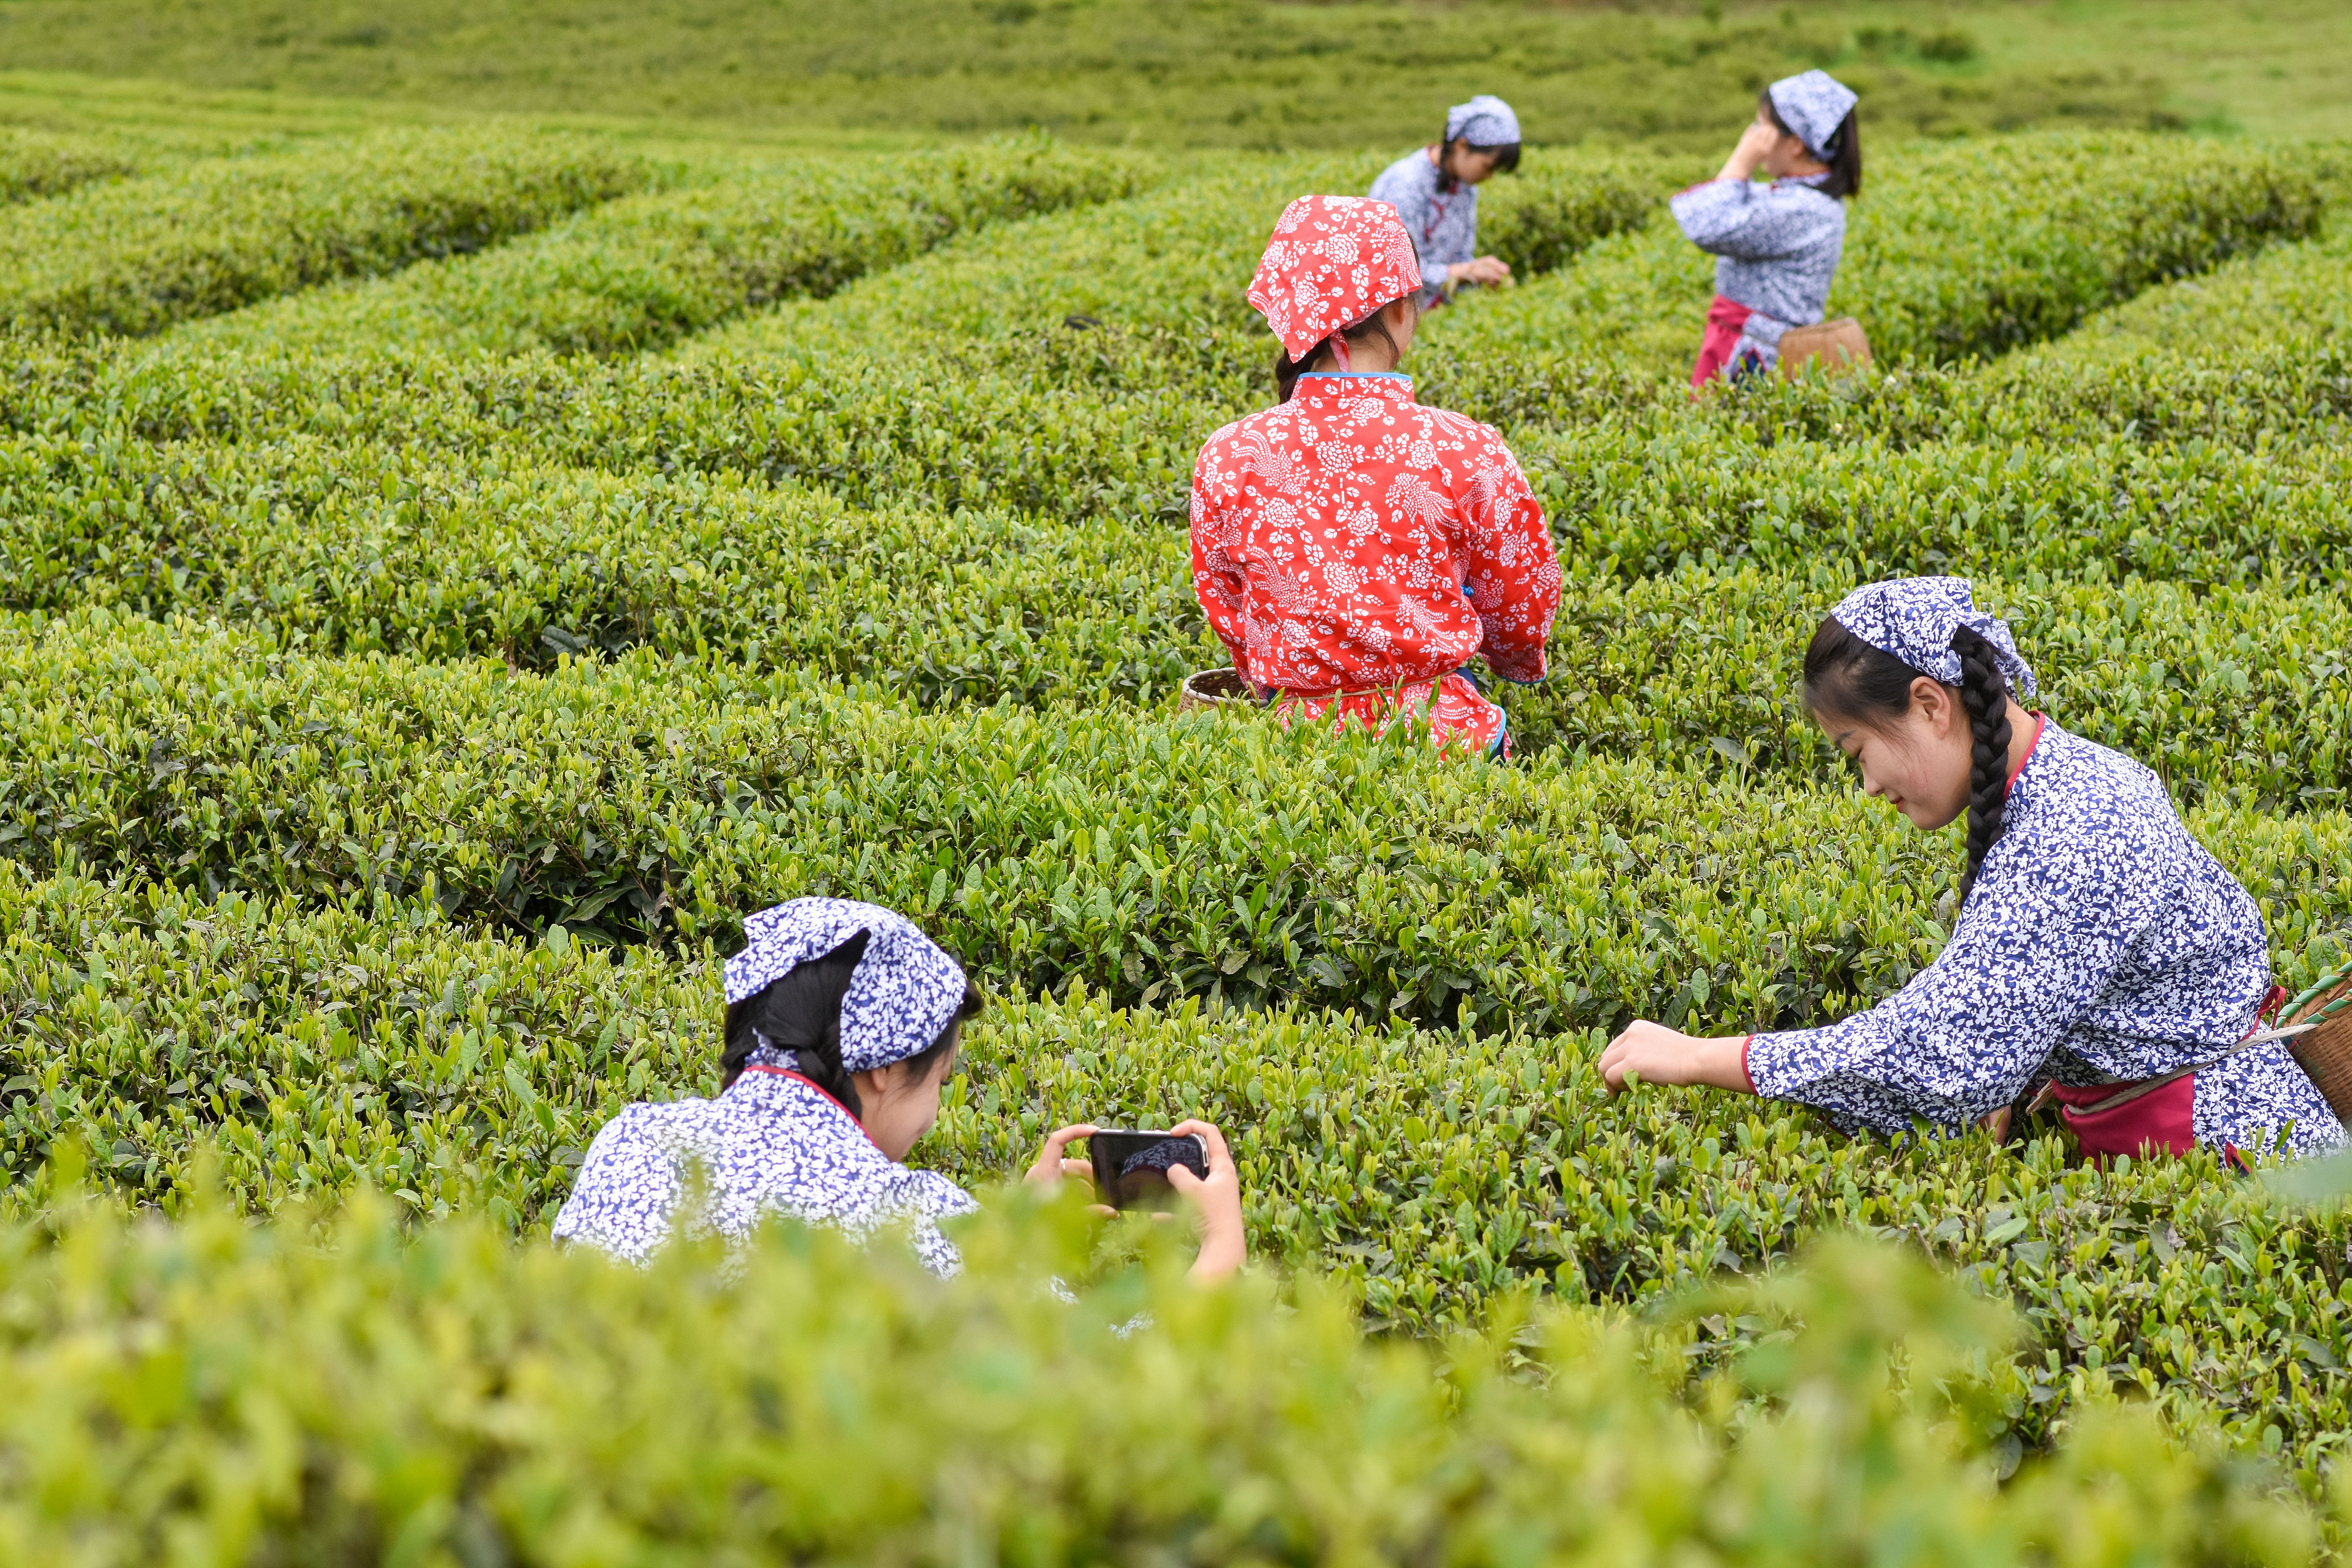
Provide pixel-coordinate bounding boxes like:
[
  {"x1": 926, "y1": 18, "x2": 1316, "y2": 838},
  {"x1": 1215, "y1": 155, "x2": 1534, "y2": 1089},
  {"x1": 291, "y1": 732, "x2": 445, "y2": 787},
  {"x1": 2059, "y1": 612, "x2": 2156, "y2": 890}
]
[
  {"x1": 1190, "y1": 194, "x2": 1562, "y2": 758},
  {"x1": 554, "y1": 898, "x2": 1248, "y2": 1278},
  {"x1": 1671, "y1": 69, "x2": 1862, "y2": 386},
  {"x1": 1368, "y1": 93, "x2": 1522, "y2": 307},
  {"x1": 1599, "y1": 578, "x2": 2346, "y2": 1163}
]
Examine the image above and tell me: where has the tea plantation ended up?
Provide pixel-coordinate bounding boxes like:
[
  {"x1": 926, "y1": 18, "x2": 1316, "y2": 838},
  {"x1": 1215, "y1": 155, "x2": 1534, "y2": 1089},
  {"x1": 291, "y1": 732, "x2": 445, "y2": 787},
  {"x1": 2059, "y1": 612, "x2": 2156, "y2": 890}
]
[{"x1": 3, "y1": 52, "x2": 2352, "y2": 1563}]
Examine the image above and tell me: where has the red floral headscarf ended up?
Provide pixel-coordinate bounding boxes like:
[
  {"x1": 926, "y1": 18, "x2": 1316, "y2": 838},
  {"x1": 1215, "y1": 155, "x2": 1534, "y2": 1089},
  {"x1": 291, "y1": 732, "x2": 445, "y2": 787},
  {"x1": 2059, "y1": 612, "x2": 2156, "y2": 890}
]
[{"x1": 1247, "y1": 195, "x2": 1423, "y2": 363}]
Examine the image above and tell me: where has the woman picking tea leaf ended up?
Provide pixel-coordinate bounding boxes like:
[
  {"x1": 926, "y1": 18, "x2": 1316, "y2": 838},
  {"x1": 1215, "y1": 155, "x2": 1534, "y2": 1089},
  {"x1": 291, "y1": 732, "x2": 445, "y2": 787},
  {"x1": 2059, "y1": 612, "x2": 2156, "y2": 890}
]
[
  {"x1": 1600, "y1": 578, "x2": 2344, "y2": 1162},
  {"x1": 1671, "y1": 69, "x2": 1862, "y2": 386},
  {"x1": 1368, "y1": 93, "x2": 1522, "y2": 308},
  {"x1": 1189, "y1": 194, "x2": 1561, "y2": 758}
]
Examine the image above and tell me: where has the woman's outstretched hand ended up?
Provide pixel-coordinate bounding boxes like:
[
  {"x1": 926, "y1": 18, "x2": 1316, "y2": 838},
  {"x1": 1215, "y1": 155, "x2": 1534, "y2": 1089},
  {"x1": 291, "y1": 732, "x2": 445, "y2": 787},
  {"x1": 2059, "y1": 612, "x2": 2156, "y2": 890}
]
[
  {"x1": 1448, "y1": 255, "x2": 1514, "y2": 289},
  {"x1": 1026, "y1": 1124, "x2": 1114, "y2": 1216},
  {"x1": 1164, "y1": 1119, "x2": 1247, "y2": 1282},
  {"x1": 1599, "y1": 1022, "x2": 1756, "y2": 1096}
]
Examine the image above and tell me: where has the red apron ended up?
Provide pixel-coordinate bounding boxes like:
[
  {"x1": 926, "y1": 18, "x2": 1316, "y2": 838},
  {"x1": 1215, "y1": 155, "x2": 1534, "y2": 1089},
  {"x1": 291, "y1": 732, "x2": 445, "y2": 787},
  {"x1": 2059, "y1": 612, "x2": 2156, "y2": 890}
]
[
  {"x1": 2039, "y1": 984, "x2": 2284, "y2": 1165},
  {"x1": 1690, "y1": 295, "x2": 1754, "y2": 387},
  {"x1": 2046, "y1": 1077, "x2": 2198, "y2": 1162}
]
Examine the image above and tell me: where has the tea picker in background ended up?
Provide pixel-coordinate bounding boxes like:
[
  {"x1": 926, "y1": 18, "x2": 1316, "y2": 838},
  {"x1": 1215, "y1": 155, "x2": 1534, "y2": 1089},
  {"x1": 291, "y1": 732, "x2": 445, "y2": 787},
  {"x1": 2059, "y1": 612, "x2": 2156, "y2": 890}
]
[
  {"x1": 1368, "y1": 93, "x2": 1522, "y2": 307},
  {"x1": 1671, "y1": 69, "x2": 1866, "y2": 386},
  {"x1": 554, "y1": 898, "x2": 1248, "y2": 1279},
  {"x1": 1190, "y1": 194, "x2": 1561, "y2": 759},
  {"x1": 1598, "y1": 578, "x2": 2348, "y2": 1163}
]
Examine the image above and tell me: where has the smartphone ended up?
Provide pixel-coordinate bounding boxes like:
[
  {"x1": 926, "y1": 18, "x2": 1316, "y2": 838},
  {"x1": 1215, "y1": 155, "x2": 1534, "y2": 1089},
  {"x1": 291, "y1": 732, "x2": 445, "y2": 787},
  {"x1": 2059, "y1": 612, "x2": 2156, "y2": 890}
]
[{"x1": 1088, "y1": 1129, "x2": 1208, "y2": 1212}]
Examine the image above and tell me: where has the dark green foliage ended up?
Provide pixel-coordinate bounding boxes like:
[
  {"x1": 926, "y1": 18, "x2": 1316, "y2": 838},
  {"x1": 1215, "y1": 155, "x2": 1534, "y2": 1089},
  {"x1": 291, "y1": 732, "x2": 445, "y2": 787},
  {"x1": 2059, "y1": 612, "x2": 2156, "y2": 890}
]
[{"x1": 0, "y1": 126, "x2": 138, "y2": 204}]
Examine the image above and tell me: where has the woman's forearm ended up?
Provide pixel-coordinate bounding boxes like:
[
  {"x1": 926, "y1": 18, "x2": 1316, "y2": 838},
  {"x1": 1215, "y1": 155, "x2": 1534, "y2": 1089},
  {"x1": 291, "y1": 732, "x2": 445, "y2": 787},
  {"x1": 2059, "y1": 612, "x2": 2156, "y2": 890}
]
[{"x1": 1599, "y1": 1022, "x2": 1758, "y2": 1096}]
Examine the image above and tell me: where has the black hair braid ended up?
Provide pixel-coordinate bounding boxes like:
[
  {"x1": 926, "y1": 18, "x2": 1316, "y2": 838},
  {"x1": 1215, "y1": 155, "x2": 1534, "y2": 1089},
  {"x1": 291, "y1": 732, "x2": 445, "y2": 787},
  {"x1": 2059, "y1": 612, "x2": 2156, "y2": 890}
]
[{"x1": 1950, "y1": 626, "x2": 2014, "y2": 908}]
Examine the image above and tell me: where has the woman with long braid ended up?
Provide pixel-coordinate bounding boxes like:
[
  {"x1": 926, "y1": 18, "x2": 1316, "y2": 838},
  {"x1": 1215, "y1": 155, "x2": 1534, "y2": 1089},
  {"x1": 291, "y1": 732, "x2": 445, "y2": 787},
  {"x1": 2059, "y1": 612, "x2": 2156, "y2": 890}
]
[{"x1": 1598, "y1": 577, "x2": 2344, "y2": 1162}]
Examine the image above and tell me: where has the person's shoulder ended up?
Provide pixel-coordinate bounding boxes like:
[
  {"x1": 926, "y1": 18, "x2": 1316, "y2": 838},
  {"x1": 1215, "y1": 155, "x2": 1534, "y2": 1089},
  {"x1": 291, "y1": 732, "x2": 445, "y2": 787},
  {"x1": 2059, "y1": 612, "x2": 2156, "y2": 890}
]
[
  {"x1": 2012, "y1": 722, "x2": 2180, "y2": 852},
  {"x1": 1416, "y1": 402, "x2": 1516, "y2": 453},
  {"x1": 1779, "y1": 180, "x2": 1846, "y2": 218},
  {"x1": 1369, "y1": 149, "x2": 1435, "y2": 198},
  {"x1": 592, "y1": 1094, "x2": 713, "y2": 1145},
  {"x1": 1202, "y1": 404, "x2": 1285, "y2": 453}
]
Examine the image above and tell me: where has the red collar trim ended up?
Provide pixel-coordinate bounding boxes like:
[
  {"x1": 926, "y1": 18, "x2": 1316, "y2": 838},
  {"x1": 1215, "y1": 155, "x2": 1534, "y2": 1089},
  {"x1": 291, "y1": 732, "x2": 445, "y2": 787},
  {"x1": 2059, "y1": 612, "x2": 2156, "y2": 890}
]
[
  {"x1": 2004, "y1": 713, "x2": 2048, "y2": 794},
  {"x1": 739, "y1": 1064, "x2": 883, "y2": 1154}
]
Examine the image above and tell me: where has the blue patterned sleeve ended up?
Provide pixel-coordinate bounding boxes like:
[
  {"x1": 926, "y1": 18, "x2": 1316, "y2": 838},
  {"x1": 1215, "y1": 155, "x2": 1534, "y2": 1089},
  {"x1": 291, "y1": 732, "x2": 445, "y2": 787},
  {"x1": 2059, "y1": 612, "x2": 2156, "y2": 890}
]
[
  {"x1": 1669, "y1": 179, "x2": 1830, "y2": 262},
  {"x1": 1745, "y1": 833, "x2": 2156, "y2": 1134},
  {"x1": 549, "y1": 1107, "x2": 683, "y2": 1260}
]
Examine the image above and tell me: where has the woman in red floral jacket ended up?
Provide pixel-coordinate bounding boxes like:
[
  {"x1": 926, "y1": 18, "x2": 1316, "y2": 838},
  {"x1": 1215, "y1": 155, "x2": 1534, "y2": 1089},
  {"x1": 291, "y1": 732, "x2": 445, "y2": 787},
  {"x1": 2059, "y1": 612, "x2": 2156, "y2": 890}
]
[{"x1": 1190, "y1": 194, "x2": 1561, "y2": 758}]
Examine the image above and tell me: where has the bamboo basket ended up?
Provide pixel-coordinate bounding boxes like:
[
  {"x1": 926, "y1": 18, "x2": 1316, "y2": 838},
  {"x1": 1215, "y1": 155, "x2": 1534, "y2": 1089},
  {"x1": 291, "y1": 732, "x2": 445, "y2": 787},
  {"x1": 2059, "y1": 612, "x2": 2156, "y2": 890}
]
[
  {"x1": 2284, "y1": 961, "x2": 2352, "y2": 1125},
  {"x1": 1177, "y1": 667, "x2": 1254, "y2": 715}
]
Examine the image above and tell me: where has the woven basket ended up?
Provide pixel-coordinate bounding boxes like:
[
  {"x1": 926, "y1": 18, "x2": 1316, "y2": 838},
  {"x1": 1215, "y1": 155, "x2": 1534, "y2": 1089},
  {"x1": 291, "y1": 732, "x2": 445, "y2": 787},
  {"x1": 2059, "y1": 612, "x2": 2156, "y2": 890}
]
[
  {"x1": 1778, "y1": 316, "x2": 1872, "y2": 379},
  {"x1": 1177, "y1": 667, "x2": 1254, "y2": 715},
  {"x1": 2285, "y1": 964, "x2": 2352, "y2": 1126}
]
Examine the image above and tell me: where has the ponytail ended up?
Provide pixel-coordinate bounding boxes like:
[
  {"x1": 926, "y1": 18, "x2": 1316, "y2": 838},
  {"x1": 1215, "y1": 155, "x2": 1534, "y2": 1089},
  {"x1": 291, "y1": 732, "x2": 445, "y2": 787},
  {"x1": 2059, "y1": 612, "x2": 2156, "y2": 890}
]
[
  {"x1": 1820, "y1": 108, "x2": 1862, "y2": 199},
  {"x1": 722, "y1": 929, "x2": 981, "y2": 1117},
  {"x1": 1949, "y1": 627, "x2": 2014, "y2": 907}
]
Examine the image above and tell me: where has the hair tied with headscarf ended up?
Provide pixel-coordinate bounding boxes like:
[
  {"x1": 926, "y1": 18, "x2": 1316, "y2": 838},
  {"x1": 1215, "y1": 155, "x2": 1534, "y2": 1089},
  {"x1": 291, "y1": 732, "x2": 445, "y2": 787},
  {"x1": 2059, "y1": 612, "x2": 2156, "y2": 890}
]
[
  {"x1": 1766, "y1": 69, "x2": 1858, "y2": 162},
  {"x1": 1445, "y1": 93, "x2": 1520, "y2": 148},
  {"x1": 1828, "y1": 576, "x2": 2038, "y2": 698},
  {"x1": 724, "y1": 897, "x2": 969, "y2": 1073},
  {"x1": 1247, "y1": 195, "x2": 1422, "y2": 363}
]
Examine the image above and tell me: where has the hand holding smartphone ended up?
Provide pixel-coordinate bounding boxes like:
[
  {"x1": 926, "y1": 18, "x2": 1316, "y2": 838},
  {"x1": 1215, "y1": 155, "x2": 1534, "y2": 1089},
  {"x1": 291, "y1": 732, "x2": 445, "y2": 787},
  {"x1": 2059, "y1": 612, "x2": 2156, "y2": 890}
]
[
  {"x1": 1086, "y1": 1129, "x2": 1209, "y2": 1212},
  {"x1": 1023, "y1": 1119, "x2": 1247, "y2": 1281}
]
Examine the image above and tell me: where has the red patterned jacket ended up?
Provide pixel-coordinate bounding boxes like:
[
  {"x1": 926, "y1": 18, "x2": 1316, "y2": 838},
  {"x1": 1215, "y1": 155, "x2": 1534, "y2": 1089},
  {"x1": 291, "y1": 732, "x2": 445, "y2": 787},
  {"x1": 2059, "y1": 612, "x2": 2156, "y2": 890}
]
[{"x1": 1188, "y1": 372, "x2": 1559, "y2": 755}]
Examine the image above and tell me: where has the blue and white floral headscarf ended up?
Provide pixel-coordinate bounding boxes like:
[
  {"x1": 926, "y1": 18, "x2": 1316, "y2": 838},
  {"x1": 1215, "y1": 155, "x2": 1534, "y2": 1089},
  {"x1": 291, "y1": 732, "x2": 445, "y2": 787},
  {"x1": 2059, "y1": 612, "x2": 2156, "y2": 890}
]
[
  {"x1": 1766, "y1": 69, "x2": 1857, "y2": 161},
  {"x1": 1445, "y1": 94, "x2": 1521, "y2": 147},
  {"x1": 1830, "y1": 576, "x2": 2038, "y2": 698},
  {"x1": 723, "y1": 898, "x2": 968, "y2": 1071}
]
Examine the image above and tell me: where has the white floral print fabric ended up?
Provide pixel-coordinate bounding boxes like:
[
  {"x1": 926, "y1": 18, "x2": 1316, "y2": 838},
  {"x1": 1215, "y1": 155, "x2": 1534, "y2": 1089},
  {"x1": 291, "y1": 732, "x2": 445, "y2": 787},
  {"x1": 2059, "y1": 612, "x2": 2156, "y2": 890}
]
[
  {"x1": 1831, "y1": 576, "x2": 2038, "y2": 697},
  {"x1": 552, "y1": 1066, "x2": 977, "y2": 1274},
  {"x1": 1746, "y1": 721, "x2": 2346, "y2": 1158},
  {"x1": 1189, "y1": 372, "x2": 1560, "y2": 752},
  {"x1": 723, "y1": 897, "x2": 967, "y2": 1072},
  {"x1": 1669, "y1": 172, "x2": 1845, "y2": 363},
  {"x1": 1766, "y1": 69, "x2": 1857, "y2": 160},
  {"x1": 1247, "y1": 194, "x2": 1424, "y2": 362},
  {"x1": 1369, "y1": 151, "x2": 1480, "y2": 309}
]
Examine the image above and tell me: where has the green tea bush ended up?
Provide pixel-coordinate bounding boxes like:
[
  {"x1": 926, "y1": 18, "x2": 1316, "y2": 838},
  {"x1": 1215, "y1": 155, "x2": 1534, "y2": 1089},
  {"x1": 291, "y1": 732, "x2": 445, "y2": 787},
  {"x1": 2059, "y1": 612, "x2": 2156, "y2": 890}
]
[
  {"x1": 9, "y1": 865, "x2": 2352, "y2": 1485},
  {"x1": 0, "y1": 437, "x2": 2343, "y2": 803},
  {"x1": 1419, "y1": 132, "x2": 2324, "y2": 383},
  {"x1": 0, "y1": 612, "x2": 2343, "y2": 1037},
  {"x1": 0, "y1": 1185, "x2": 2317, "y2": 1566},
  {"x1": 1993, "y1": 212, "x2": 2352, "y2": 370},
  {"x1": 0, "y1": 128, "x2": 653, "y2": 338},
  {"x1": 169, "y1": 136, "x2": 1162, "y2": 359},
  {"x1": 1838, "y1": 135, "x2": 2324, "y2": 363},
  {"x1": 0, "y1": 442, "x2": 1212, "y2": 698},
  {"x1": 0, "y1": 125, "x2": 136, "y2": 204},
  {"x1": 1, "y1": 112, "x2": 2349, "y2": 1534},
  {"x1": 1513, "y1": 420, "x2": 2352, "y2": 584},
  {"x1": 691, "y1": 145, "x2": 1673, "y2": 365}
]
